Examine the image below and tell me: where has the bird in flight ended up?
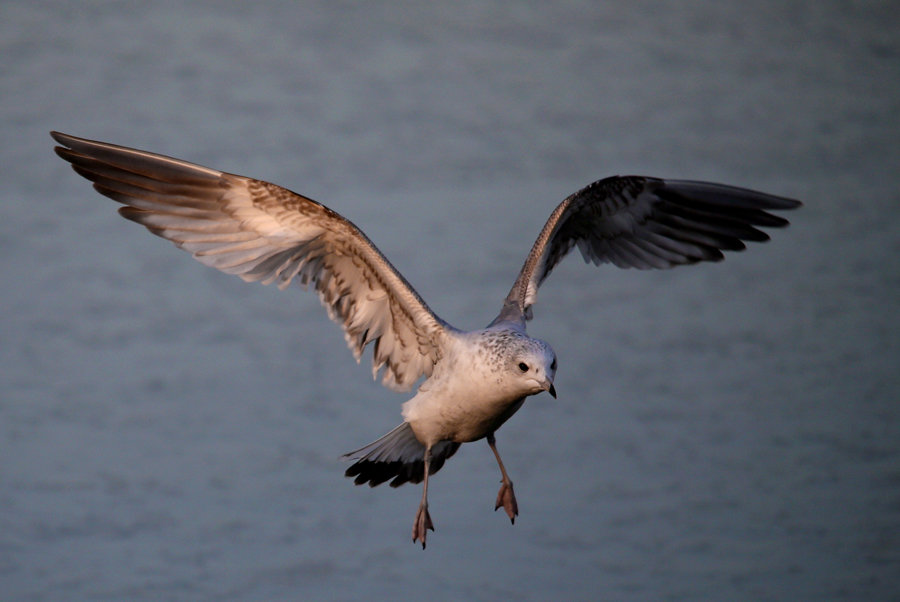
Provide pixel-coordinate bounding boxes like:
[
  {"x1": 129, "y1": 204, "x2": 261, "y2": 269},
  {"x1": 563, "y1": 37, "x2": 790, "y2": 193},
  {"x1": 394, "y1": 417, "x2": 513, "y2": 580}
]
[{"x1": 51, "y1": 131, "x2": 800, "y2": 548}]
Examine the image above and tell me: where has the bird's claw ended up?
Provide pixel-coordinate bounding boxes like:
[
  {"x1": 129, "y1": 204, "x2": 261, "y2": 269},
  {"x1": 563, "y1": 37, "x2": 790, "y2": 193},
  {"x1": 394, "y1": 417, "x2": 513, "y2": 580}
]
[
  {"x1": 412, "y1": 504, "x2": 434, "y2": 549},
  {"x1": 494, "y1": 480, "x2": 518, "y2": 524}
]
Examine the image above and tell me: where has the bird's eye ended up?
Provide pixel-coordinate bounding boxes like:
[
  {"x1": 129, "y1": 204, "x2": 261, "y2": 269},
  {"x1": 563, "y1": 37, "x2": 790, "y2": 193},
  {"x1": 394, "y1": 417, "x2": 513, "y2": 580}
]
[
  {"x1": 551, "y1": 359, "x2": 557, "y2": 371},
  {"x1": 518, "y1": 362, "x2": 529, "y2": 372}
]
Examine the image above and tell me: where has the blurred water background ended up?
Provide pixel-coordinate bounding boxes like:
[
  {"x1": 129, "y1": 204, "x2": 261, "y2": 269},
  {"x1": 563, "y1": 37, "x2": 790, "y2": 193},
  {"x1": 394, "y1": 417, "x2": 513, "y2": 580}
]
[{"x1": 2, "y1": 1, "x2": 898, "y2": 600}]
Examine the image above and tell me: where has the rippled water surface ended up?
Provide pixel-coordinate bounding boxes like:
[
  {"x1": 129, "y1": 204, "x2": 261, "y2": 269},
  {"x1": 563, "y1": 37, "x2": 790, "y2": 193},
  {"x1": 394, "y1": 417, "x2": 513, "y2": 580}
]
[{"x1": 2, "y1": 2, "x2": 898, "y2": 600}]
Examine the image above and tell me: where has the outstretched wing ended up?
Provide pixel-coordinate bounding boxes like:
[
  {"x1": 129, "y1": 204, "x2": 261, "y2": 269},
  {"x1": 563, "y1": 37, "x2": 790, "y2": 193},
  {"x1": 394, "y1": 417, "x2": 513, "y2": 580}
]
[
  {"x1": 496, "y1": 176, "x2": 801, "y2": 322},
  {"x1": 52, "y1": 131, "x2": 451, "y2": 391}
]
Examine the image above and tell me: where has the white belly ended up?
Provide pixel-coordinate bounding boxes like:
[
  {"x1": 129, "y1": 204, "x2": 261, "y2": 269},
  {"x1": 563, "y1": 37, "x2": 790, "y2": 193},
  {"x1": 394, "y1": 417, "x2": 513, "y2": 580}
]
[{"x1": 402, "y1": 381, "x2": 526, "y2": 445}]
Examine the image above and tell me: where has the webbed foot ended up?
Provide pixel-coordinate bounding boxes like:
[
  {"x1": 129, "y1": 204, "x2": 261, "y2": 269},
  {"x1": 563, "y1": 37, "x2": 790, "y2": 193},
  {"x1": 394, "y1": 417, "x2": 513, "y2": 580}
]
[
  {"x1": 494, "y1": 480, "x2": 518, "y2": 524},
  {"x1": 412, "y1": 503, "x2": 434, "y2": 549}
]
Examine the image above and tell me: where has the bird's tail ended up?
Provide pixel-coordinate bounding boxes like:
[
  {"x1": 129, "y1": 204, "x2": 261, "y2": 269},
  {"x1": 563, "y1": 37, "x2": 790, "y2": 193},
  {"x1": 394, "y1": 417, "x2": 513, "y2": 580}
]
[{"x1": 342, "y1": 422, "x2": 460, "y2": 487}]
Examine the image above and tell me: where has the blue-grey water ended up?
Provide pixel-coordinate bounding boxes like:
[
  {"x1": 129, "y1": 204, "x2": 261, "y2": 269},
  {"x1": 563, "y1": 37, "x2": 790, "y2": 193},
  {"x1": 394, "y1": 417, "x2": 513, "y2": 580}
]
[{"x1": 2, "y1": 2, "x2": 898, "y2": 600}]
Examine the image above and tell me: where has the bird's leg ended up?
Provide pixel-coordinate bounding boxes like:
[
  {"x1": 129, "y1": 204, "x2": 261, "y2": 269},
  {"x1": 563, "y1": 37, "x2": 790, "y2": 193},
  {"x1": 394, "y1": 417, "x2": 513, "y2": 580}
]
[
  {"x1": 487, "y1": 432, "x2": 518, "y2": 523},
  {"x1": 412, "y1": 446, "x2": 434, "y2": 549}
]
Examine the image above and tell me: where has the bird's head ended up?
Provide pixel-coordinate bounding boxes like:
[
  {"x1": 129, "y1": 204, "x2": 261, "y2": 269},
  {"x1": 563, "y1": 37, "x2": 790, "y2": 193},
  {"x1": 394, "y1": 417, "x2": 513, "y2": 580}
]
[{"x1": 509, "y1": 337, "x2": 557, "y2": 398}]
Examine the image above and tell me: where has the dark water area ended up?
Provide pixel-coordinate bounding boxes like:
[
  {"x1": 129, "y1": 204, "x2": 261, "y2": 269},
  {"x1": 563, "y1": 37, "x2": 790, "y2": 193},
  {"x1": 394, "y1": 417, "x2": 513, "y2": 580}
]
[{"x1": 2, "y1": 2, "x2": 898, "y2": 600}]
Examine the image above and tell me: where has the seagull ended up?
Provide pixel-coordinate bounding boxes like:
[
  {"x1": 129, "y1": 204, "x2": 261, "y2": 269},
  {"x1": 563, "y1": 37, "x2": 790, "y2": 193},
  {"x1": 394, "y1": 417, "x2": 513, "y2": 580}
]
[{"x1": 51, "y1": 131, "x2": 800, "y2": 548}]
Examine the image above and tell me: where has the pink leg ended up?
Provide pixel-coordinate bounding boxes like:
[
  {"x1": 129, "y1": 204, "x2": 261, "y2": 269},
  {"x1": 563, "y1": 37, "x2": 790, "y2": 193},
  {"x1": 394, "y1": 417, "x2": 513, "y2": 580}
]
[
  {"x1": 487, "y1": 432, "x2": 518, "y2": 523},
  {"x1": 412, "y1": 447, "x2": 434, "y2": 548}
]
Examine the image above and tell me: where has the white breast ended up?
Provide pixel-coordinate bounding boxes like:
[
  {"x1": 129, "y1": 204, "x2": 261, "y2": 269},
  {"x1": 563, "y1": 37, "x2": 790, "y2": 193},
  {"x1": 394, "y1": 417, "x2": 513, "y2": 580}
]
[{"x1": 401, "y1": 332, "x2": 526, "y2": 445}]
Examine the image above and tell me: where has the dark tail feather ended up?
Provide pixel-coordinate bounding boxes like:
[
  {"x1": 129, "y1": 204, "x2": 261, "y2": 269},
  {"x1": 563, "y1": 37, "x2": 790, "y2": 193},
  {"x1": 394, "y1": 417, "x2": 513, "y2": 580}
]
[{"x1": 342, "y1": 422, "x2": 460, "y2": 487}]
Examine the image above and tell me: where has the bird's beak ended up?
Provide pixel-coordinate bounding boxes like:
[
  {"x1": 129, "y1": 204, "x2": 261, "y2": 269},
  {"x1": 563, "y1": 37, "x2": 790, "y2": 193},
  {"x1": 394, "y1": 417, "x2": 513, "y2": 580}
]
[{"x1": 546, "y1": 382, "x2": 557, "y2": 398}]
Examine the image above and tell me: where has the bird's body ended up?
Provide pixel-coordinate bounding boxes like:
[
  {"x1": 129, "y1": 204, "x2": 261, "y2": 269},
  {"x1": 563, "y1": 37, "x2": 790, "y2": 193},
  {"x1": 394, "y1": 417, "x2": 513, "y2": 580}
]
[
  {"x1": 403, "y1": 327, "x2": 554, "y2": 445},
  {"x1": 51, "y1": 131, "x2": 800, "y2": 548}
]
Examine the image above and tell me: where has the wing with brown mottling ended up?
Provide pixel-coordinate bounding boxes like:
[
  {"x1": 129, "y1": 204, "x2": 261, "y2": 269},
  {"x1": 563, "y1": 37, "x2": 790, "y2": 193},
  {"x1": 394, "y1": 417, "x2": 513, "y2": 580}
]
[{"x1": 52, "y1": 131, "x2": 451, "y2": 391}]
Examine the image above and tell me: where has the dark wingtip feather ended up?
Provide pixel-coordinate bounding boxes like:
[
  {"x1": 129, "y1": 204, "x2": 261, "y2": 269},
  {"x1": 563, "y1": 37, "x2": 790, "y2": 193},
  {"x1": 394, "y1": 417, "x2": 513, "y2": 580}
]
[
  {"x1": 53, "y1": 144, "x2": 75, "y2": 162},
  {"x1": 50, "y1": 130, "x2": 73, "y2": 146},
  {"x1": 661, "y1": 179, "x2": 802, "y2": 211}
]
